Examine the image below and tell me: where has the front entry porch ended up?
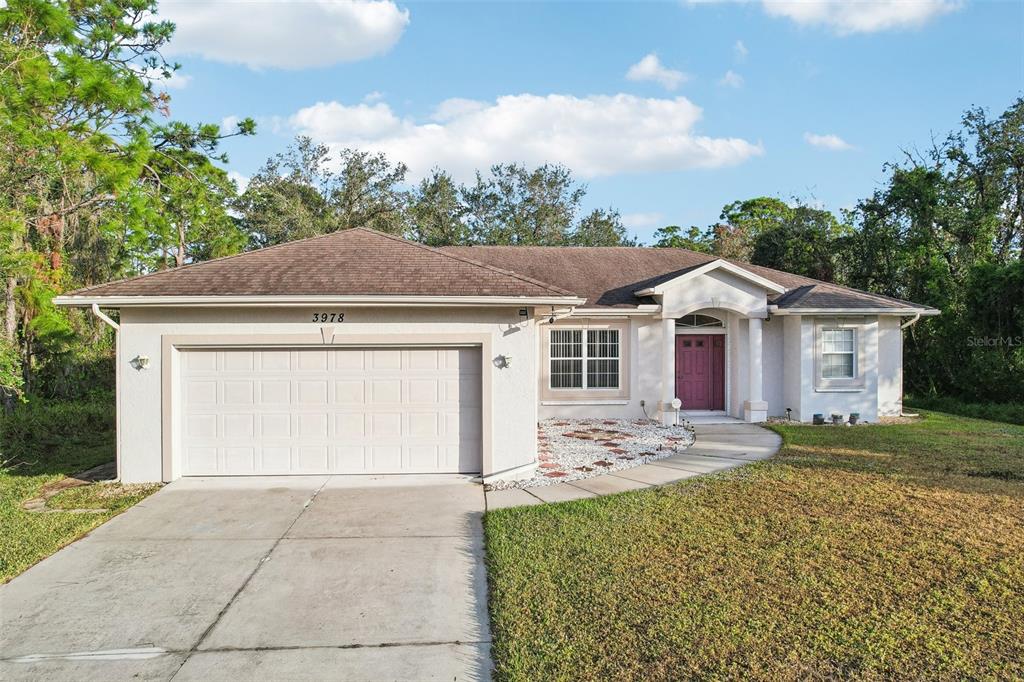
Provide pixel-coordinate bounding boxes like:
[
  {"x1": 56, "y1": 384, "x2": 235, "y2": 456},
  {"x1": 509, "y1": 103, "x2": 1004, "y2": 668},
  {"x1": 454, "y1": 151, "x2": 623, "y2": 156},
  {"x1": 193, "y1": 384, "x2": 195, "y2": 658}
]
[{"x1": 660, "y1": 308, "x2": 769, "y2": 425}]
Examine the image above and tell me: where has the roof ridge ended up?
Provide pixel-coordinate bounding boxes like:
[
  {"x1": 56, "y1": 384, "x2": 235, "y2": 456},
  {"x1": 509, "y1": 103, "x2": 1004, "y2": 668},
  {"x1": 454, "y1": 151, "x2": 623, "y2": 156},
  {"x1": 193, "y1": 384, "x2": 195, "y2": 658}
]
[
  {"x1": 357, "y1": 228, "x2": 576, "y2": 296},
  {"x1": 446, "y1": 243, "x2": 935, "y2": 310}
]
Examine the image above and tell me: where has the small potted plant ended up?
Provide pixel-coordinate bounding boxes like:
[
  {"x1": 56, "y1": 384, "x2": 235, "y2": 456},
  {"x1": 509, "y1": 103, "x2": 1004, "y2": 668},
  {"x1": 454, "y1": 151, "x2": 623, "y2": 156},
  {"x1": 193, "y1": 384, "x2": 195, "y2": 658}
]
[
  {"x1": 812, "y1": 413, "x2": 825, "y2": 425},
  {"x1": 849, "y1": 412, "x2": 860, "y2": 425},
  {"x1": 831, "y1": 413, "x2": 844, "y2": 425}
]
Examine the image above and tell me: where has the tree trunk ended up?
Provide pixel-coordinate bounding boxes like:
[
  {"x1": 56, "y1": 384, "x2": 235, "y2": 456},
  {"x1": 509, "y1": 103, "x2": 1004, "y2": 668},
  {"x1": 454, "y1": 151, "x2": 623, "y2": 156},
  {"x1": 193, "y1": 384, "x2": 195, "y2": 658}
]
[
  {"x1": 176, "y1": 222, "x2": 186, "y2": 267},
  {"x1": 3, "y1": 276, "x2": 15, "y2": 343}
]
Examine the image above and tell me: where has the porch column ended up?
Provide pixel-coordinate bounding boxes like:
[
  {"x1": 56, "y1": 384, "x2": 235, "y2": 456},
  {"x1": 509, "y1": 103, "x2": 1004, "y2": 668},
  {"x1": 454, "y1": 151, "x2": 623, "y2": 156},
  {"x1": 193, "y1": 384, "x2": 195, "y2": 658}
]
[
  {"x1": 661, "y1": 317, "x2": 676, "y2": 425},
  {"x1": 744, "y1": 316, "x2": 768, "y2": 422}
]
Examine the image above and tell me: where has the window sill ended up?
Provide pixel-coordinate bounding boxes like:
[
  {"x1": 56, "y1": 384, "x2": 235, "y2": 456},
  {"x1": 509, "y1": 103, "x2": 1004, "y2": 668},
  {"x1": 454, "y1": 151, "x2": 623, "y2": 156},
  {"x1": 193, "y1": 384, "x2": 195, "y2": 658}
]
[{"x1": 814, "y1": 387, "x2": 865, "y2": 393}]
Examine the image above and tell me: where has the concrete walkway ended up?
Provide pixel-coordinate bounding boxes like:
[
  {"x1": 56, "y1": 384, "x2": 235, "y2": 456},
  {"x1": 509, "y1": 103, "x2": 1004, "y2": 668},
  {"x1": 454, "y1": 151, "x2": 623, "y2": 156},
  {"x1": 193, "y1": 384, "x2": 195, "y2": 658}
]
[
  {"x1": 486, "y1": 422, "x2": 782, "y2": 510},
  {"x1": 0, "y1": 476, "x2": 491, "y2": 682}
]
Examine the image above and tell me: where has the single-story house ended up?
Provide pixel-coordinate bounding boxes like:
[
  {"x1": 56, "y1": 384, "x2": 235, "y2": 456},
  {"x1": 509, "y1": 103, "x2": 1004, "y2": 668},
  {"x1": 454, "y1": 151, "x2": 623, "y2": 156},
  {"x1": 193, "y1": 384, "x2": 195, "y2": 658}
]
[{"x1": 55, "y1": 227, "x2": 939, "y2": 483}]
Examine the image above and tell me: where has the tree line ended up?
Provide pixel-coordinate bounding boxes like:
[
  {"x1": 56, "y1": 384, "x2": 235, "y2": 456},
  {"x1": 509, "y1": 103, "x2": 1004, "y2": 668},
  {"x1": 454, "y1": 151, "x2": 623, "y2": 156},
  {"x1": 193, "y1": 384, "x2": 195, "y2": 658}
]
[{"x1": 1, "y1": 0, "x2": 1020, "y2": 408}]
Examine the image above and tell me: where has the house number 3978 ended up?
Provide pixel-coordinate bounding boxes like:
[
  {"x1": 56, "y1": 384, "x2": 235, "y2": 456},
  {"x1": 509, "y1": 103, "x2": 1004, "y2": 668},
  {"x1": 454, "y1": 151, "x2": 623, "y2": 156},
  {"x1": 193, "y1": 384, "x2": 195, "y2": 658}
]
[{"x1": 312, "y1": 312, "x2": 345, "y2": 323}]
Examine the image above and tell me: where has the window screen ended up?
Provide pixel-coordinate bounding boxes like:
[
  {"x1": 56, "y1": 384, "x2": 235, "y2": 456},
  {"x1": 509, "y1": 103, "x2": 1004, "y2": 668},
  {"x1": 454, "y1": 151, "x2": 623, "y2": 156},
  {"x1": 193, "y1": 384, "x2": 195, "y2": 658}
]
[
  {"x1": 549, "y1": 328, "x2": 620, "y2": 389},
  {"x1": 821, "y1": 328, "x2": 855, "y2": 378}
]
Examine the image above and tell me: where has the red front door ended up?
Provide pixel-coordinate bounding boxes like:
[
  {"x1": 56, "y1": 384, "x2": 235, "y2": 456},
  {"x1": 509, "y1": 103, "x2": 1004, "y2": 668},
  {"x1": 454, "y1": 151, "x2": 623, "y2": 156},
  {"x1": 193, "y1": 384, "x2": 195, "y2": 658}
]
[{"x1": 675, "y1": 334, "x2": 725, "y2": 411}]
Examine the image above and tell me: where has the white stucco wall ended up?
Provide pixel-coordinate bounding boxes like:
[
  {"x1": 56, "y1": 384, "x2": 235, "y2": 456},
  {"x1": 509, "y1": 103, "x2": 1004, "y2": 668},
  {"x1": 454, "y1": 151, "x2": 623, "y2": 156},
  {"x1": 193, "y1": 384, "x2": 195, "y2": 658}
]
[
  {"x1": 782, "y1": 315, "x2": 804, "y2": 419},
  {"x1": 116, "y1": 306, "x2": 538, "y2": 483},
  {"x1": 877, "y1": 315, "x2": 903, "y2": 417},
  {"x1": 778, "y1": 314, "x2": 902, "y2": 423},
  {"x1": 537, "y1": 317, "x2": 662, "y2": 421},
  {"x1": 762, "y1": 316, "x2": 785, "y2": 417}
]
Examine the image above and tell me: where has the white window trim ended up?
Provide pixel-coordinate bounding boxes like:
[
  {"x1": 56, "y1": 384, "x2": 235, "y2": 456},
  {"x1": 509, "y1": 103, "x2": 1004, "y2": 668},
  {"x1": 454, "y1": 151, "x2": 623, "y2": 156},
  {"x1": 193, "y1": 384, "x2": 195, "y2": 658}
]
[
  {"x1": 814, "y1": 320, "x2": 866, "y2": 392},
  {"x1": 548, "y1": 327, "x2": 622, "y2": 391}
]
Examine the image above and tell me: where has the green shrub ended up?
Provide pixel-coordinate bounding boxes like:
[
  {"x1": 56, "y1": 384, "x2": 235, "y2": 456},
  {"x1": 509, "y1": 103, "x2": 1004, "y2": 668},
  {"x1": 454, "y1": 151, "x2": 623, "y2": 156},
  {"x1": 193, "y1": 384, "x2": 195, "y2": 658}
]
[
  {"x1": 0, "y1": 392, "x2": 115, "y2": 465},
  {"x1": 907, "y1": 395, "x2": 1024, "y2": 425},
  {"x1": 32, "y1": 343, "x2": 115, "y2": 401}
]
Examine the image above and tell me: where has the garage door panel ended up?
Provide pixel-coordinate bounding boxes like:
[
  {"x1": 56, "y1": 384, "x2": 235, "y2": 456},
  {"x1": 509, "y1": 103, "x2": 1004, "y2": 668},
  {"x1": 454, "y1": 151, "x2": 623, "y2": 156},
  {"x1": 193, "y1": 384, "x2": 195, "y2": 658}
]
[
  {"x1": 370, "y1": 379, "x2": 401, "y2": 403},
  {"x1": 370, "y1": 445, "x2": 402, "y2": 470},
  {"x1": 260, "y1": 350, "x2": 291, "y2": 371},
  {"x1": 297, "y1": 445, "x2": 329, "y2": 472},
  {"x1": 224, "y1": 414, "x2": 255, "y2": 438},
  {"x1": 297, "y1": 380, "x2": 328, "y2": 405},
  {"x1": 260, "y1": 380, "x2": 291, "y2": 404},
  {"x1": 261, "y1": 446, "x2": 291, "y2": 472},
  {"x1": 334, "y1": 380, "x2": 365, "y2": 403},
  {"x1": 408, "y1": 412, "x2": 438, "y2": 438},
  {"x1": 180, "y1": 347, "x2": 482, "y2": 476},
  {"x1": 335, "y1": 412, "x2": 364, "y2": 436},
  {"x1": 408, "y1": 379, "x2": 439, "y2": 403},
  {"x1": 297, "y1": 350, "x2": 328, "y2": 371},
  {"x1": 224, "y1": 447, "x2": 256, "y2": 473},
  {"x1": 186, "y1": 447, "x2": 218, "y2": 474},
  {"x1": 261, "y1": 414, "x2": 291, "y2": 438},
  {"x1": 223, "y1": 351, "x2": 255, "y2": 371},
  {"x1": 223, "y1": 381, "x2": 254, "y2": 404}
]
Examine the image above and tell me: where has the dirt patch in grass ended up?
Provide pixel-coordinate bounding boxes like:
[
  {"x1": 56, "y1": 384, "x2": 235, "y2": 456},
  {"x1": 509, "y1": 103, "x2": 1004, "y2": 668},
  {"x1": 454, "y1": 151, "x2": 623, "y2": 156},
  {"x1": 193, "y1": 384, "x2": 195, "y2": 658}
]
[{"x1": 484, "y1": 410, "x2": 1024, "y2": 680}]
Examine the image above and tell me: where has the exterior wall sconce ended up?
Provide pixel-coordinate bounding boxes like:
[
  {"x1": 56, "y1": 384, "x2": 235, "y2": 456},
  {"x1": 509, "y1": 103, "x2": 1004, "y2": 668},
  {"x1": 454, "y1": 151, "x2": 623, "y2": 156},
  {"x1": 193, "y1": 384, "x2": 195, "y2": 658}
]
[{"x1": 130, "y1": 355, "x2": 151, "y2": 371}]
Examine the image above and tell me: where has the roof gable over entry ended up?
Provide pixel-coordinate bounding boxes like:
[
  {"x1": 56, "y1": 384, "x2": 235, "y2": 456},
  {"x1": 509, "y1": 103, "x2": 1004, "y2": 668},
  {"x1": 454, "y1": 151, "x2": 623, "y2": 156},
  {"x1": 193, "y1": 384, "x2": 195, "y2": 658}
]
[
  {"x1": 634, "y1": 259, "x2": 786, "y2": 296},
  {"x1": 56, "y1": 228, "x2": 582, "y2": 305}
]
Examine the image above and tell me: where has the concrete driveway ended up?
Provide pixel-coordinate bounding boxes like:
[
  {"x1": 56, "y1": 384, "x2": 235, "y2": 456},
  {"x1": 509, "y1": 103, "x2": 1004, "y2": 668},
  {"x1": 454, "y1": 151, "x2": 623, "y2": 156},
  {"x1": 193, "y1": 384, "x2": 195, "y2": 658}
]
[{"x1": 0, "y1": 476, "x2": 491, "y2": 681}]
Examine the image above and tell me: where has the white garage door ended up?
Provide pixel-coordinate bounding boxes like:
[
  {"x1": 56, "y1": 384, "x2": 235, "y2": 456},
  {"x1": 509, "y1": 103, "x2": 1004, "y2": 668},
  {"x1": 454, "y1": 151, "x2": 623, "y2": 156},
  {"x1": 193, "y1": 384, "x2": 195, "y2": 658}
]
[{"x1": 179, "y1": 347, "x2": 482, "y2": 476}]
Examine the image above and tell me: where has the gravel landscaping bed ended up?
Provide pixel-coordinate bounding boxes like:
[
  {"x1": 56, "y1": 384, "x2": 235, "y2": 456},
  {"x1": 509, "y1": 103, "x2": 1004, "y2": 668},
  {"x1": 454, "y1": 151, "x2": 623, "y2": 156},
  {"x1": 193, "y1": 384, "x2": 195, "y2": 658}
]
[{"x1": 486, "y1": 418, "x2": 695, "y2": 490}]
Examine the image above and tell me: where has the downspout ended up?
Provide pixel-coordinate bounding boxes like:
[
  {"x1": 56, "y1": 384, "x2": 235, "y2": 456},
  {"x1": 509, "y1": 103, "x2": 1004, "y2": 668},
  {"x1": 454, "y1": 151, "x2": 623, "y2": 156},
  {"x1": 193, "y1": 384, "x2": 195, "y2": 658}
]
[
  {"x1": 91, "y1": 303, "x2": 119, "y2": 330},
  {"x1": 91, "y1": 304, "x2": 121, "y2": 482},
  {"x1": 900, "y1": 313, "x2": 921, "y2": 330}
]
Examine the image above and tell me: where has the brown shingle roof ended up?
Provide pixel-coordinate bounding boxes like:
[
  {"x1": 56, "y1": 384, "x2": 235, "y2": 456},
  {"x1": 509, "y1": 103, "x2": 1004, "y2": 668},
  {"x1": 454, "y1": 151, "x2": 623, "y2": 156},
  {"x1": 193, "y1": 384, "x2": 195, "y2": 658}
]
[
  {"x1": 61, "y1": 227, "x2": 936, "y2": 314},
  {"x1": 440, "y1": 245, "x2": 937, "y2": 312},
  {"x1": 62, "y1": 228, "x2": 576, "y2": 299}
]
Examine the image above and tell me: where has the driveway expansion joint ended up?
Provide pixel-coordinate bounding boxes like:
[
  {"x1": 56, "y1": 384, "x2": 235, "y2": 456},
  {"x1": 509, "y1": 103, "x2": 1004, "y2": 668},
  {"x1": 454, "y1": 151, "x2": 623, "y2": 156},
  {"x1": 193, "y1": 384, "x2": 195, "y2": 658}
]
[{"x1": 169, "y1": 477, "x2": 330, "y2": 680}]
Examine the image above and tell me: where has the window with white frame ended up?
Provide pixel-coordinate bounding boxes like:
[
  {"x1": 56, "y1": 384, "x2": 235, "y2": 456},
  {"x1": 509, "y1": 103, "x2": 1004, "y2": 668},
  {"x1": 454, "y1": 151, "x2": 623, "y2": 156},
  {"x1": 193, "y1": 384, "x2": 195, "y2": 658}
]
[
  {"x1": 821, "y1": 328, "x2": 856, "y2": 378},
  {"x1": 549, "y1": 328, "x2": 620, "y2": 389}
]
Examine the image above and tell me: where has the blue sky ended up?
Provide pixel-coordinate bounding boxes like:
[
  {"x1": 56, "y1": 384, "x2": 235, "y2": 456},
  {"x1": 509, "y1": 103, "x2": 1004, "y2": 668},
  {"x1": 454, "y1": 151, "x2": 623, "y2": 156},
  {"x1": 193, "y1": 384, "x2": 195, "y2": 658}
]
[{"x1": 157, "y1": 0, "x2": 1023, "y2": 243}]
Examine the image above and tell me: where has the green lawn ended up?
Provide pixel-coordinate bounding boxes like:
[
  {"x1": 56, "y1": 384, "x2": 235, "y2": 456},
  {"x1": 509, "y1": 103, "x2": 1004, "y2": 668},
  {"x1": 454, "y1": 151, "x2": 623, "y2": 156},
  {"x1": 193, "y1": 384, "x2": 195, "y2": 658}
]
[
  {"x1": 484, "y1": 411, "x2": 1024, "y2": 681},
  {"x1": 0, "y1": 435, "x2": 159, "y2": 583}
]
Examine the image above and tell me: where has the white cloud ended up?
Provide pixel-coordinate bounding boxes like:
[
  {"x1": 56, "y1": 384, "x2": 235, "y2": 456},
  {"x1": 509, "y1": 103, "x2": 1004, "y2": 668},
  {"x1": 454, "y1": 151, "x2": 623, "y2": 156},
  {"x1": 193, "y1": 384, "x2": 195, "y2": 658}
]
[
  {"x1": 719, "y1": 70, "x2": 744, "y2": 88},
  {"x1": 220, "y1": 115, "x2": 241, "y2": 133},
  {"x1": 289, "y1": 93, "x2": 763, "y2": 181},
  {"x1": 227, "y1": 171, "x2": 251, "y2": 193},
  {"x1": 625, "y1": 54, "x2": 690, "y2": 91},
  {"x1": 363, "y1": 91, "x2": 385, "y2": 103},
  {"x1": 622, "y1": 212, "x2": 665, "y2": 230},
  {"x1": 733, "y1": 39, "x2": 748, "y2": 62},
  {"x1": 143, "y1": 68, "x2": 191, "y2": 90},
  {"x1": 160, "y1": 0, "x2": 410, "y2": 69},
  {"x1": 430, "y1": 98, "x2": 487, "y2": 122},
  {"x1": 688, "y1": 1, "x2": 959, "y2": 34},
  {"x1": 804, "y1": 132, "x2": 855, "y2": 151}
]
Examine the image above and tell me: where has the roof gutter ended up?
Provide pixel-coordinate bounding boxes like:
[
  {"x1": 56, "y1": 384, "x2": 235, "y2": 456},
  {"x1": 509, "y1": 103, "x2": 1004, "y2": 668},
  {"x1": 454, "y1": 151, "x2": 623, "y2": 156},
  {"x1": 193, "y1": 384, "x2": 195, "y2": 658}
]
[
  {"x1": 771, "y1": 307, "x2": 940, "y2": 316},
  {"x1": 54, "y1": 294, "x2": 587, "y2": 308},
  {"x1": 567, "y1": 305, "x2": 662, "y2": 317}
]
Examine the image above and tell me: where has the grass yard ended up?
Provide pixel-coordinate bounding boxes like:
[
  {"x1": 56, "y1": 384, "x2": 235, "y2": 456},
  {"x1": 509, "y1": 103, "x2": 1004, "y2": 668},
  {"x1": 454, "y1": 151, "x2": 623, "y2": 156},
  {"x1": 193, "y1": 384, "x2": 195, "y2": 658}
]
[
  {"x1": 484, "y1": 411, "x2": 1024, "y2": 681},
  {"x1": 0, "y1": 404, "x2": 159, "y2": 583}
]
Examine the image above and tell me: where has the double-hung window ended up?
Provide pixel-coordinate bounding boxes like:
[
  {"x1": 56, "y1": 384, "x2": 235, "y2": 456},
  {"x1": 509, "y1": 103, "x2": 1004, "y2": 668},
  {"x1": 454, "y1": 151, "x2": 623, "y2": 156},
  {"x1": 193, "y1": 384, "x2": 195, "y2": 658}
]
[
  {"x1": 821, "y1": 328, "x2": 855, "y2": 379},
  {"x1": 549, "y1": 328, "x2": 620, "y2": 389}
]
